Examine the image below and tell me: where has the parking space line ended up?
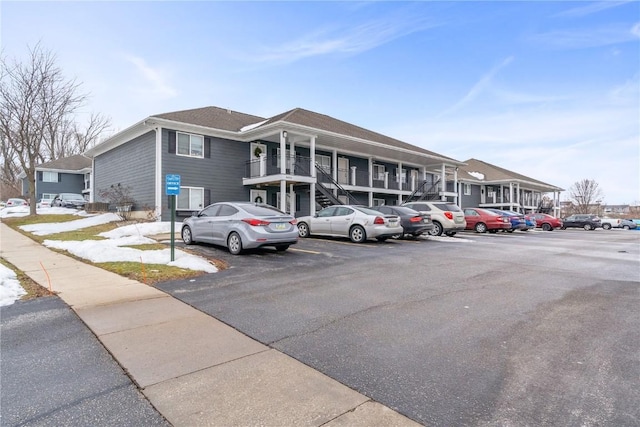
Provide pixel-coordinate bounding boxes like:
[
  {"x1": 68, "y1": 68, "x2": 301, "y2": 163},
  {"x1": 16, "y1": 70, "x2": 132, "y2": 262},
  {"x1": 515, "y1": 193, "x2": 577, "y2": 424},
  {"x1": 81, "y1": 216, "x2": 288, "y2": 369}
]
[{"x1": 289, "y1": 248, "x2": 323, "y2": 254}]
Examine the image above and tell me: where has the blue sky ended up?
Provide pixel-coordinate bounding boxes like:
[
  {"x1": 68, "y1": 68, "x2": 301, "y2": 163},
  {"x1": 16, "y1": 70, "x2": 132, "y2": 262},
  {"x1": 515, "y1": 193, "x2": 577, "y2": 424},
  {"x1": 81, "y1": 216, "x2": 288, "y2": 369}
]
[{"x1": 2, "y1": 1, "x2": 639, "y2": 205}]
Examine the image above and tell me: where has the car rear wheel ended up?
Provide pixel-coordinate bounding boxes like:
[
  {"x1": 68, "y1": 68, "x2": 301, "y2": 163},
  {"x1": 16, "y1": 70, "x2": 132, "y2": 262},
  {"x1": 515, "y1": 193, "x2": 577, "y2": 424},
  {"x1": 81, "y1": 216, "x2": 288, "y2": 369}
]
[
  {"x1": 506, "y1": 229, "x2": 514, "y2": 233},
  {"x1": 376, "y1": 237, "x2": 388, "y2": 242},
  {"x1": 227, "y1": 232, "x2": 243, "y2": 255},
  {"x1": 602, "y1": 223, "x2": 612, "y2": 230},
  {"x1": 275, "y1": 244, "x2": 289, "y2": 252},
  {"x1": 350, "y1": 225, "x2": 366, "y2": 243},
  {"x1": 181, "y1": 226, "x2": 195, "y2": 245},
  {"x1": 428, "y1": 221, "x2": 443, "y2": 236},
  {"x1": 475, "y1": 223, "x2": 487, "y2": 233},
  {"x1": 297, "y1": 222, "x2": 310, "y2": 238},
  {"x1": 542, "y1": 223, "x2": 552, "y2": 231},
  {"x1": 583, "y1": 224, "x2": 592, "y2": 231}
]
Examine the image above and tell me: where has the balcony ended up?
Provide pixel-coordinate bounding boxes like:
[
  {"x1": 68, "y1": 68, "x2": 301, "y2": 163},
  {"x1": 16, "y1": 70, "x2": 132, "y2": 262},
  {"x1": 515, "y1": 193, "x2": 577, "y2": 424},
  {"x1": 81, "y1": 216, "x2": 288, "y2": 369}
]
[{"x1": 245, "y1": 155, "x2": 313, "y2": 178}]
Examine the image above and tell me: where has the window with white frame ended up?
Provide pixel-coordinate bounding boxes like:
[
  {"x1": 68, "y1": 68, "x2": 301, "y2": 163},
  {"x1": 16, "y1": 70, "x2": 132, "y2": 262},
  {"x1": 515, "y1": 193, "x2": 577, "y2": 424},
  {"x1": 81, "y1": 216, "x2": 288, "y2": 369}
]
[
  {"x1": 316, "y1": 154, "x2": 331, "y2": 174},
  {"x1": 487, "y1": 186, "x2": 495, "y2": 197},
  {"x1": 177, "y1": 187, "x2": 204, "y2": 210},
  {"x1": 41, "y1": 193, "x2": 56, "y2": 200},
  {"x1": 42, "y1": 171, "x2": 58, "y2": 182},
  {"x1": 464, "y1": 183, "x2": 471, "y2": 195},
  {"x1": 372, "y1": 198, "x2": 385, "y2": 206},
  {"x1": 84, "y1": 173, "x2": 90, "y2": 190},
  {"x1": 373, "y1": 164, "x2": 385, "y2": 180},
  {"x1": 177, "y1": 133, "x2": 204, "y2": 158},
  {"x1": 396, "y1": 168, "x2": 407, "y2": 183}
]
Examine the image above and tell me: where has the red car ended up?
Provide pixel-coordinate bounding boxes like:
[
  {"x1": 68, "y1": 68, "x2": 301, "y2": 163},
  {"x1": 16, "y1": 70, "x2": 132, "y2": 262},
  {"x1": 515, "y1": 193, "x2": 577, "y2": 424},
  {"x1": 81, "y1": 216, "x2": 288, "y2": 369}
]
[
  {"x1": 463, "y1": 208, "x2": 512, "y2": 233},
  {"x1": 531, "y1": 213, "x2": 563, "y2": 231}
]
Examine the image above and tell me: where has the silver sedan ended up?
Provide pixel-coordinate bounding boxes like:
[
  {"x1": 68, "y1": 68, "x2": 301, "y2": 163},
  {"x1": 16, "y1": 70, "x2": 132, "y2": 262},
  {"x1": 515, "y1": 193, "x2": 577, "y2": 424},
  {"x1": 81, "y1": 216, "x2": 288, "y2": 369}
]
[
  {"x1": 181, "y1": 202, "x2": 298, "y2": 255},
  {"x1": 296, "y1": 205, "x2": 403, "y2": 243}
]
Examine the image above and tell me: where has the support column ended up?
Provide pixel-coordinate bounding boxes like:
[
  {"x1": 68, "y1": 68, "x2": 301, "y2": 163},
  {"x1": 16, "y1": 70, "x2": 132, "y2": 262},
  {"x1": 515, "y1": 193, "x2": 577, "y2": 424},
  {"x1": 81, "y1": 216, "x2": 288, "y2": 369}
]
[
  {"x1": 441, "y1": 163, "x2": 446, "y2": 201},
  {"x1": 154, "y1": 126, "x2": 162, "y2": 220},
  {"x1": 310, "y1": 136, "x2": 317, "y2": 217},
  {"x1": 454, "y1": 168, "x2": 459, "y2": 206},
  {"x1": 369, "y1": 158, "x2": 373, "y2": 187},
  {"x1": 351, "y1": 166, "x2": 356, "y2": 186},
  {"x1": 280, "y1": 131, "x2": 286, "y2": 175},
  {"x1": 289, "y1": 184, "x2": 295, "y2": 215},
  {"x1": 280, "y1": 179, "x2": 286, "y2": 213}
]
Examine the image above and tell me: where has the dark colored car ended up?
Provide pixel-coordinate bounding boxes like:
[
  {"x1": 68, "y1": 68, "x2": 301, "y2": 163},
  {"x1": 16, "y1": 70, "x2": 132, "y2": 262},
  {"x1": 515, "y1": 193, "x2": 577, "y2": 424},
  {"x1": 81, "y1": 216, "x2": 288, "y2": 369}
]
[
  {"x1": 52, "y1": 193, "x2": 86, "y2": 209},
  {"x1": 531, "y1": 213, "x2": 563, "y2": 231},
  {"x1": 369, "y1": 205, "x2": 434, "y2": 238},
  {"x1": 486, "y1": 209, "x2": 529, "y2": 232},
  {"x1": 463, "y1": 208, "x2": 512, "y2": 233},
  {"x1": 561, "y1": 214, "x2": 601, "y2": 230}
]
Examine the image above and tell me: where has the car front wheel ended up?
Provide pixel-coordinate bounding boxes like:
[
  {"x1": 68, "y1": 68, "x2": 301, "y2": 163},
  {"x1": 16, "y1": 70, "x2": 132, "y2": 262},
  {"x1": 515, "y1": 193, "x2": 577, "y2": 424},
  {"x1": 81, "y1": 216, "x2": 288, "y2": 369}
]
[
  {"x1": 350, "y1": 225, "x2": 366, "y2": 243},
  {"x1": 227, "y1": 232, "x2": 243, "y2": 255},
  {"x1": 623, "y1": 225, "x2": 630, "y2": 230},
  {"x1": 583, "y1": 224, "x2": 592, "y2": 231},
  {"x1": 182, "y1": 226, "x2": 194, "y2": 245},
  {"x1": 602, "y1": 223, "x2": 612, "y2": 230}
]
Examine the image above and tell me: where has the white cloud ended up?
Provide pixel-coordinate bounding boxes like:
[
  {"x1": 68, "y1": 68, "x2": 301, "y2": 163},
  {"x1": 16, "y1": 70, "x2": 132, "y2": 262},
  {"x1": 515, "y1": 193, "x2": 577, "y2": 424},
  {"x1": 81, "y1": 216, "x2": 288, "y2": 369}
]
[
  {"x1": 123, "y1": 54, "x2": 178, "y2": 99},
  {"x1": 554, "y1": 1, "x2": 633, "y2": 18},
  {"x1": 528, "y1": 23, "x2": 640, "y2": 49},
  {"x1": 248, "y1": 11, "x2": 441, "y2": 64}
]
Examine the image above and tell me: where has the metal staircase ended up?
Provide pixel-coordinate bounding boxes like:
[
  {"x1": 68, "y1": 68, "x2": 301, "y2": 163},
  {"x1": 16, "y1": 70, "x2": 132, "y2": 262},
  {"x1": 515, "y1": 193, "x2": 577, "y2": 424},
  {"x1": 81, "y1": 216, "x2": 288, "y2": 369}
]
[
  {"x1": 403, "y1": 180, "x2": 441, "y2": 203},
  {"x1": 313, "y1": 164, "x2": 360, "y2": 207},
  {"x1": 536, "y1": 198, "x2": 555, "y2": 214}
]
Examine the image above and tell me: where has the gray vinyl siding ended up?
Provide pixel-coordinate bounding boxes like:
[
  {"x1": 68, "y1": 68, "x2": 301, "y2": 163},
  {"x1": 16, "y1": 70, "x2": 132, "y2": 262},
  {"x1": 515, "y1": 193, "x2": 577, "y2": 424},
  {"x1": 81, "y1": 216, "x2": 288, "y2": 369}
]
[
  {"x1": 38, "y1": 173, "x2": 85, "y2": 200},
  {"x1": 461, "y1": 184, "x2": 482, "y2": 208},
  {"x1": 162, "y1": 129, "x2": 248, "y2": 219},
  {"x1": 93, "y1": 131, "x2": 156, "y2": 211}
]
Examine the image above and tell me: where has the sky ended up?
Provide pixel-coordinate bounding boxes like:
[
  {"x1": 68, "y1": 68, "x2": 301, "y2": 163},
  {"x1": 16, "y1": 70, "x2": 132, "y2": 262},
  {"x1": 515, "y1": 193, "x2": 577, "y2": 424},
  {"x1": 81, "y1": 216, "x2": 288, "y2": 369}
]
[
  {"x1": 1, "y1": 1, "x2": 639, "y2": 204},
  {"x1": 0, "y1": 207, "x2": 218, "y2": 306}
]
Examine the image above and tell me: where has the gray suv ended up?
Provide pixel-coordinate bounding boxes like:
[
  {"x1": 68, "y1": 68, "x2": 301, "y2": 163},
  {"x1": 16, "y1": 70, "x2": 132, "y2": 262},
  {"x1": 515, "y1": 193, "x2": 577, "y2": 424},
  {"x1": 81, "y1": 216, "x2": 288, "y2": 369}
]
[{"x1": 402, "y1": 201, "x2": 466, "y2": 236}]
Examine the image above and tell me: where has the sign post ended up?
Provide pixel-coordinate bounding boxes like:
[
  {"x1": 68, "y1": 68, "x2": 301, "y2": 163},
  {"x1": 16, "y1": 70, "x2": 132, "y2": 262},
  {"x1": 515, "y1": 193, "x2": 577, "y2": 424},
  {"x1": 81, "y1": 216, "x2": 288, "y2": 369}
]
[{"x1": 165, "y1": 174, "x2": 181, "y2": 262}]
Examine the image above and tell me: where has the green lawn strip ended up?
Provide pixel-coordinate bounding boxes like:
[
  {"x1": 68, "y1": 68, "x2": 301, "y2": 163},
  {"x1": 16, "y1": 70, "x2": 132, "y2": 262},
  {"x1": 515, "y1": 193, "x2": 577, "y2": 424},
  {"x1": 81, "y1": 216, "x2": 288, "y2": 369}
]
[
  {"x1": 121, "y1": 243, "x2": 168, "y2": 250},
  {"x1": 98, "y1": 261, "x2": 204, "y2": 284},
  {"x1": 2, "y1": 214, "x2": 80, "y2": 227},
  {"x1": 0, "y1": 257, "x2": 56, "y2": 299}
]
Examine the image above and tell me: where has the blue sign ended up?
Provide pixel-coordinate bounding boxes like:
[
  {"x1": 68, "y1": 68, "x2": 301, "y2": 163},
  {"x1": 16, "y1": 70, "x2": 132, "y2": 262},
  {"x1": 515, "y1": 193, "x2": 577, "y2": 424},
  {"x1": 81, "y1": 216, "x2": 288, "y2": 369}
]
[{"x1": 166, "y1": 174, "x2": 181, "y2": 195}]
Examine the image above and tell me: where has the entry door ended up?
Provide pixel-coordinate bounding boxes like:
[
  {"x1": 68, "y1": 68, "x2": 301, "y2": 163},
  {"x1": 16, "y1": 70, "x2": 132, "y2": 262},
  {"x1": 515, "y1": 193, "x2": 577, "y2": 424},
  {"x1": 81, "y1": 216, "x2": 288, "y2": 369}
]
[
  {"x1": 250, "y1": 189, "x2": 267, "y2": 204},
  {"x1": 338, "y1": 157, "x2": 349, "y2": 185}
]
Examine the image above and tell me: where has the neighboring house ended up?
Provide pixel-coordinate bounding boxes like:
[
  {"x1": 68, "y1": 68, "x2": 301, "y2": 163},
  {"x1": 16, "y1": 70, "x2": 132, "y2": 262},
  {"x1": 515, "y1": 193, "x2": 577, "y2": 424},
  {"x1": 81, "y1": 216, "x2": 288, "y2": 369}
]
[
  {"x1": 85, "y1": 106, "x2": 467, "y2": 220},
  {"x1": 20, "y1": 154, "x2": 92, "y2": 203},
  {"x1": 451, "y1": 158, "x2": 563, "y2": 216}
]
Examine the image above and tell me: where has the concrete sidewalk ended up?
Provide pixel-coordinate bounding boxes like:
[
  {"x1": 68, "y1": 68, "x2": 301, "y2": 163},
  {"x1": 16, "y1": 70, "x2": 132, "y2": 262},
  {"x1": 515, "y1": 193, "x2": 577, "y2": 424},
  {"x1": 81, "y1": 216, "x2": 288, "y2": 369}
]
[{"x1": 0, "y1": 223, "x2": 420, "y2": 426}]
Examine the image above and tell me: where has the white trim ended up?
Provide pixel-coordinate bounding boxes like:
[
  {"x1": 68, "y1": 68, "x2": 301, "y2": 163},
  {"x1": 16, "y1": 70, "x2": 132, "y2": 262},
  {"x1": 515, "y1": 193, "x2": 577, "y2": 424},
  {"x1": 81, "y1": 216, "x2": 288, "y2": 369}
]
[
  {"x1": 155, "y1": 126, "x2": 162, "y2": 220},
  {"x1": 176, "y1": 132, "x2": 204, "y2": 158}
]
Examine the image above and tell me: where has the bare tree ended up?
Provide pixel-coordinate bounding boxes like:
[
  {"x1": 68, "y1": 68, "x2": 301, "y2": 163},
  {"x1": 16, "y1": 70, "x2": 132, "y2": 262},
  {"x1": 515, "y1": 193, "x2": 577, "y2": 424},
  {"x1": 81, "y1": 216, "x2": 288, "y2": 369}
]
[
  {"x1": 0, "y1": 44, "x2": 110, "y2": 214},
  {"x1": 567, "y1": 179, "x2": 604, "y2": 214}
]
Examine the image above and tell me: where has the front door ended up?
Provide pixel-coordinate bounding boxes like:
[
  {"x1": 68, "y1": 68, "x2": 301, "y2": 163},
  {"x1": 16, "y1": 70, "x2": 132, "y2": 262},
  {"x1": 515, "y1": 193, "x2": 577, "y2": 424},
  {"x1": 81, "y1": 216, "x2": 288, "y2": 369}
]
[
  {"x1": 250, "y1": 142, "x2": 267, "y2": 177},
  {"x1": 250, "y1": 189, "x2": 267, "y2": 205},
  {"x1": 338, "y1": 157, "x2": 349, "y2": 185}
]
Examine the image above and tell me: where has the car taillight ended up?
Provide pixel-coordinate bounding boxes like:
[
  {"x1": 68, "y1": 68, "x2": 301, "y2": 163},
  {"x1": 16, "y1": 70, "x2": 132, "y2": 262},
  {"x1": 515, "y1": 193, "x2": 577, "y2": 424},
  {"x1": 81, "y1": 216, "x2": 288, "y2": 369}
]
[
  {"x1": 374, "y1": 216, "x2": 385, "y2": 225},
  {"x1": 409, "y1": 216, "x2": 422, "y2": 223},
  {"x1": 289, "y1": 219, "x2": 297, "y2": 225},
  {"x1": 242, "y1": 218, "x2": 270, "y2": 226},
  {"x1": 444, "y1": 212, "x2": 453, "y2": 220}
]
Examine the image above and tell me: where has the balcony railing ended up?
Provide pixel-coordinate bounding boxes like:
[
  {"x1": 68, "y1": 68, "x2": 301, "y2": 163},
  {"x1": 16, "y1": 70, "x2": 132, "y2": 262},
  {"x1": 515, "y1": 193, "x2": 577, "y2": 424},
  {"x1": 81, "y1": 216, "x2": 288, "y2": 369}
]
[{"x1": 245, "y1": 155, "x2": 313, "y2": 178}]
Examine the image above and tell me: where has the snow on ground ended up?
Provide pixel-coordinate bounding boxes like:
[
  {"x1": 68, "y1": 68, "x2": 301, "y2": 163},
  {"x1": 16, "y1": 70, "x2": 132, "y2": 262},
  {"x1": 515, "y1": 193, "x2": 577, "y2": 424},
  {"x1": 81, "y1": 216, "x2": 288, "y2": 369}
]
[
  {"x1": 1, "y1": 213, "x2": 216, "y2": 306},
  {"x1": 0, "y1": 264, "x2": 26, "y2": 307}
]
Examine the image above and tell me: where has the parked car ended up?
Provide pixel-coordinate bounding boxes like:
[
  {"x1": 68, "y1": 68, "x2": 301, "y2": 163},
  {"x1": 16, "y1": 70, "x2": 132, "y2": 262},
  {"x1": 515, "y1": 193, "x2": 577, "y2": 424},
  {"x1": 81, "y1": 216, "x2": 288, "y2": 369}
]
[
  {"x1": 531, "y1": 213, "x2": 563, "y2": 231},
  {"x1": 369, "y1": 205, "x2": 434, "y2": 238},
  {"x1": 560, "y1": 214, "x2": 601, "y2": 230},
  {"x1": 181, "y1": 202, "x2": 298, "y2": 255},
  {"x1": 5, "y1": 198, "x2": 28, "y2": 207},
  {"x1": 463, "y1": 208, "x2": 512, "y2": 233},
  {"x1": 401, "y1": 201, "x2": 466, "y2": 236},
  {"x1": 523, "y1": 214, "x2": 537, "y2": 230},
  {"x1": 486, "y1": 209, "x2": 529, "y2": 232},
  {"x1": 52, "y1": 193, "x2": 86, "y2": 209},
  {"x1": 601, "y1": 218, "x2": 638, "y2": 230},
  {"x1": 296, "y1": 205, "x2": 403, "y2": 243},
  {"x1": 37, "y1": 199, "x2": 52, "y2": 208}
]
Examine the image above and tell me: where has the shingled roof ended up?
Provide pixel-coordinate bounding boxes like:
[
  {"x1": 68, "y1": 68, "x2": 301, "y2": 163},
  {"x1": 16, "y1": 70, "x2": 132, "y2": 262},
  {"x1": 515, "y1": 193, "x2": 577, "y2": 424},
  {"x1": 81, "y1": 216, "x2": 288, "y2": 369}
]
[
  {"x1": 153, "y1": 106, "x2": 266, "y2": 132},
  {"x1": 153, "y1": 106, "x2": 458, "y2": 162},
  {"x1": 460, "y1": 158, "x2": 562, "y2": 189},
  {"x1": 38, "y1": 154, "x2": 92, "y2": 172}
]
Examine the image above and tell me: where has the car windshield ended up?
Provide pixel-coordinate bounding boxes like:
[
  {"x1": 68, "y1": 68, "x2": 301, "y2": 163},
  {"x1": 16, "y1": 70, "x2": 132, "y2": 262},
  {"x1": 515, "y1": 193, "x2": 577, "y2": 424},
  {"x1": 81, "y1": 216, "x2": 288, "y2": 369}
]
[
  {"x1": 61, "y1": 193, "x2": 84, "y2": 200},
  {"x1": 241, "y1": 204, "x2": 288, "y2": 216},
  {"x1": 433, "y1": 203, "x2": 462, "y2": 212},
  {"x1": 387, "y1": 206, "x2": 419, "y2": 215},
  {"x1": 354, "y1": 206, "x2": 387, "y2": 216}
]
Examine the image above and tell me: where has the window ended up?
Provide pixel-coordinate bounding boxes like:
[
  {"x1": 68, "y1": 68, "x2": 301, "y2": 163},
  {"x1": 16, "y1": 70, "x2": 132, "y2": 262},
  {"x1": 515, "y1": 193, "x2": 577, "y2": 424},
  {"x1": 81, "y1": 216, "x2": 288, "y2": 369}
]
[
  {"x1": 396, "y1": 168, "x2": 407, "y2": 183},
  {"x1": 42, "y1": 171, "x2": 58, "y2": 182},
  {"x1": 464, "y1": 183, "x2": 471, "y2": 195},
  {"x1": 373, "y1": 164, "x2": 385, "y2": 180},
  {"x1": 372, "y1": 198, "x2": 385, "y2": 206},
  {"x1": 177, "y1": 133, "x2": 204, "y2": 158},
  {"x1": 41, "y1": 193, "x2": 56, "y2": 200},
  {"x1": 316, "y1": 154, "x2": 331, "y2": 174},
  {"x1": 487, "y1": 186, "x2": 495, "y2": 197},
  {"x1": 177, "y1": 187, "x2": 204, "y2": 210}
]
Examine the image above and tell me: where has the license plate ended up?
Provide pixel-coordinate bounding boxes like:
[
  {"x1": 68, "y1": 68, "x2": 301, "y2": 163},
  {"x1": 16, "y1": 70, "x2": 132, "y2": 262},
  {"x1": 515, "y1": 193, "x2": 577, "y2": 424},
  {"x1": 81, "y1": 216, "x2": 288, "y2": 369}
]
[{"x1": 274, "y1": 223, "x2": 287, "y2": 230}]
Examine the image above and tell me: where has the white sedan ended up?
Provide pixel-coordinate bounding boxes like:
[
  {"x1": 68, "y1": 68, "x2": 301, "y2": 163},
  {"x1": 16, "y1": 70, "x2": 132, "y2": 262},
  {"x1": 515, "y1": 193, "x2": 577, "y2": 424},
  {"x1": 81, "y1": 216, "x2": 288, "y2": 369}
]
[{"x1": 296, "y1": 205, "x2": 403, "y2": 243}]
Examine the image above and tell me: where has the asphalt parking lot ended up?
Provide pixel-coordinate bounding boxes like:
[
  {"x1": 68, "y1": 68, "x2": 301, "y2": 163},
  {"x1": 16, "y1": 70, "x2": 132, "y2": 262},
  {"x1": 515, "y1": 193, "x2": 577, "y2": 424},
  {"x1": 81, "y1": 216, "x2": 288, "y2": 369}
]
[{"x1": 158, "y1": 229, "x2": 640, "y2": 426}]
